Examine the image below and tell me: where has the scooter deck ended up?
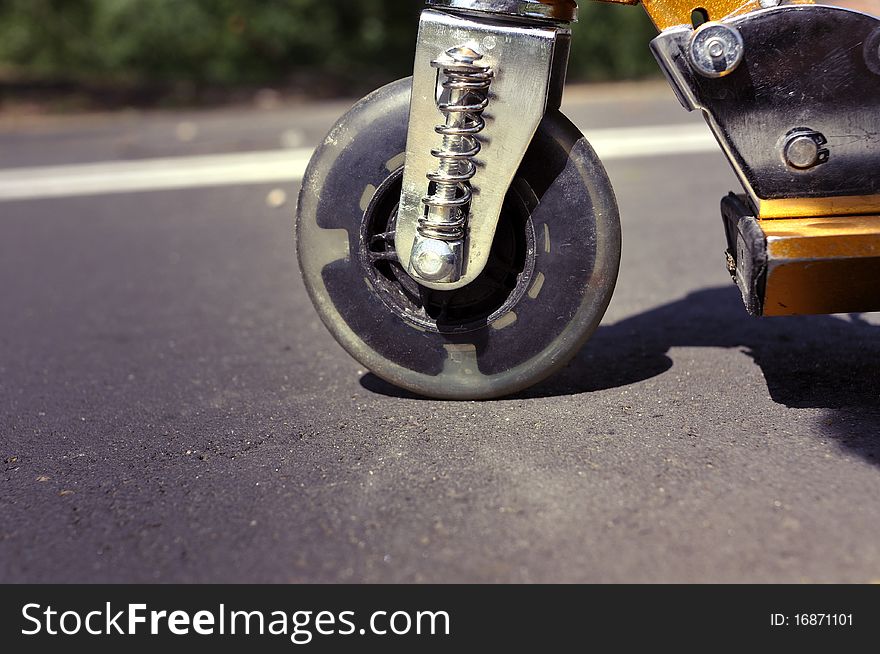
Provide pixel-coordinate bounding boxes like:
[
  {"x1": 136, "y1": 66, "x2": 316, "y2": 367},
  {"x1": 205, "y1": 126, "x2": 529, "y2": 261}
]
[{"x1": 723, "y1": 195, "x2": 880, "y2": 316}]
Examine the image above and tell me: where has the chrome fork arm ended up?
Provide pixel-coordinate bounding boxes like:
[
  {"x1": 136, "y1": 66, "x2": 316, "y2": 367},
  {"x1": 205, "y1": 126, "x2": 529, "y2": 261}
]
[{"x1": 395, "y1": 4, "x2": 573, "y2": 290}]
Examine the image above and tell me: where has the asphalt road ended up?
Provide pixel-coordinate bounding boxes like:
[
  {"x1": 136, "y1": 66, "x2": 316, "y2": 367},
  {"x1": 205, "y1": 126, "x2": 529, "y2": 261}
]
[{"x1": 2, "y1": 82, "x2": 880, "y2": 583}]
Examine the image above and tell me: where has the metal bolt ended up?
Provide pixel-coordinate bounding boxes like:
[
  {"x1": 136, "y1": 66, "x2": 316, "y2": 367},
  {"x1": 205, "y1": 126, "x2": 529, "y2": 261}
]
[
  {"x1": 759, "y1": 0, "x2": 780, "y2": 8},
  {"x1": 411, "y1": 238, "x2": 457, "y2": 281},
  {"x1": 706, "y1": 38, "x2": 725, "y2": 59},
  {"x1": 445, "y1": 45, "x2": 481, "y2": 65},
  {"x1": 782, "y1": 130, "x2": 828, "y2": 170},
  {"x1": 785, "y1": 136, "x2": 819, "y2": 169},
  {"x1": 689, "y1": 23, "x2": 744, "y2": 79}
]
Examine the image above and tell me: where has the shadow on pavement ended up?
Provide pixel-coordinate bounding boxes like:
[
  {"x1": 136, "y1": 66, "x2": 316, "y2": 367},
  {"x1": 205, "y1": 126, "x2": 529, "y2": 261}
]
[{"x1": 362, "y1": 285, "x2": 880, "y2": 463}]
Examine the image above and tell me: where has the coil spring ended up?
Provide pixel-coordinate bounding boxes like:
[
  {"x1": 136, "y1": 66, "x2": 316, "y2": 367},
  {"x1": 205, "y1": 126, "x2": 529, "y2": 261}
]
[{"x1": 419, "y1": 47, "x2": 492, "y2": 242}]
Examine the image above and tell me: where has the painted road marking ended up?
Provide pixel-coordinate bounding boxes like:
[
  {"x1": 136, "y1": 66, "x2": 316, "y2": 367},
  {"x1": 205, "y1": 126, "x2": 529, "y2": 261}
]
[
  {"x1": 0, "y1": 149, "x2": 315, "y2": 203},
  {"x1": 0, "y1": 123, "x2": 716, "y2": 203}
]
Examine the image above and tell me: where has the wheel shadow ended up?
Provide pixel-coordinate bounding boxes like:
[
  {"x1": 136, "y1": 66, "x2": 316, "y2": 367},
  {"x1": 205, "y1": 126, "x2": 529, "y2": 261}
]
[{"x1": 362, "y1": 285, "x2": 880, "y2": 463}]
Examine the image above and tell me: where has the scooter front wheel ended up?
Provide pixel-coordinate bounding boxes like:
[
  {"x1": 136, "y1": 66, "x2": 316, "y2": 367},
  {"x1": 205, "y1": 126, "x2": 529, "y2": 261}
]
[{"x1": 296, "y1": 78, "x2": 621, "y2": 399}]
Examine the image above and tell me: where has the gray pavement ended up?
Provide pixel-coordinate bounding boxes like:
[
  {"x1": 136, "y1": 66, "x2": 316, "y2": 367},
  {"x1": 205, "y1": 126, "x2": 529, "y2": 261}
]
[{"x1": 1, "y1": 82, "x2": 879, "y2": 583}]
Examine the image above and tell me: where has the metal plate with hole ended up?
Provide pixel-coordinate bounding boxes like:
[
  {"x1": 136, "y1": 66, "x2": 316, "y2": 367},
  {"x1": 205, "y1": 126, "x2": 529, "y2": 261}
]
[{"x1": 651, "y1": 5, "x2": 880, "y2": 218}]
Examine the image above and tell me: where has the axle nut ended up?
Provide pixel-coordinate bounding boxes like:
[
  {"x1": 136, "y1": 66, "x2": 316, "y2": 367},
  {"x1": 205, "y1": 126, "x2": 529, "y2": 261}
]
[
  {"x1": 688, "y1": 22, "x2": 744, "y2": 79},
  {"x1": 411, "y1": 238, "x2": 457, "y2": 282}
]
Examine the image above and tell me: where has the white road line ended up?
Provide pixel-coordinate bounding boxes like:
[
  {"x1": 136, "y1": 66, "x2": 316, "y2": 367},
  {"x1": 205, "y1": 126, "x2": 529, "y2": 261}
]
[
  {"x1": 0, "y1": 149, "x2": 316, "y2": 202},
  {"x1": 0, "y1": 123, "x2": 716, "y2": 203},
  {"x1": 591, "y1": 123, "x2": 718, "y2": 160}
]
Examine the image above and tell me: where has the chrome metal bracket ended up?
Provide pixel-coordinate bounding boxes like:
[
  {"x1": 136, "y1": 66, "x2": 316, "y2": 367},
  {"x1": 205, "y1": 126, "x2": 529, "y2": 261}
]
[{"x1": 396, "y1": 8, "x2": 567, "y2": 290}]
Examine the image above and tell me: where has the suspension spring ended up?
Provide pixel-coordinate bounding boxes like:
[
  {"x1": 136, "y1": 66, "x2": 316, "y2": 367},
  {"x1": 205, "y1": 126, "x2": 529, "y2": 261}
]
[{"x1": 419, "y1": 46, "x2": 493, "y2": 242}]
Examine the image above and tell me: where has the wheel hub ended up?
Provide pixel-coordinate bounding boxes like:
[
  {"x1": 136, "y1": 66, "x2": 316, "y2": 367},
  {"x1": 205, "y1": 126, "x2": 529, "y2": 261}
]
[{"x1": 359, "y1": 168, "x2": 536, "y2": 334}]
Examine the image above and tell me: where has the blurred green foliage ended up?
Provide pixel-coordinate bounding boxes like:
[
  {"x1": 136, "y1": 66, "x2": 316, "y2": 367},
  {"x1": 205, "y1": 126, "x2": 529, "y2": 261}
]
[
  {"x1": 0, "y1": 0, "x2": 658, "y2": 98},
  {"x1": 569, "y1": 3, "x2": 659, "y2": 81}
]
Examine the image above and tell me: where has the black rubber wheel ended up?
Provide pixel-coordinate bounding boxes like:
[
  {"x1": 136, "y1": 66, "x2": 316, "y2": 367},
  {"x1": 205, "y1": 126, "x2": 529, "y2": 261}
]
[{"x1": 296, "y1": 78, "x2": 621, "y2": 400}]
